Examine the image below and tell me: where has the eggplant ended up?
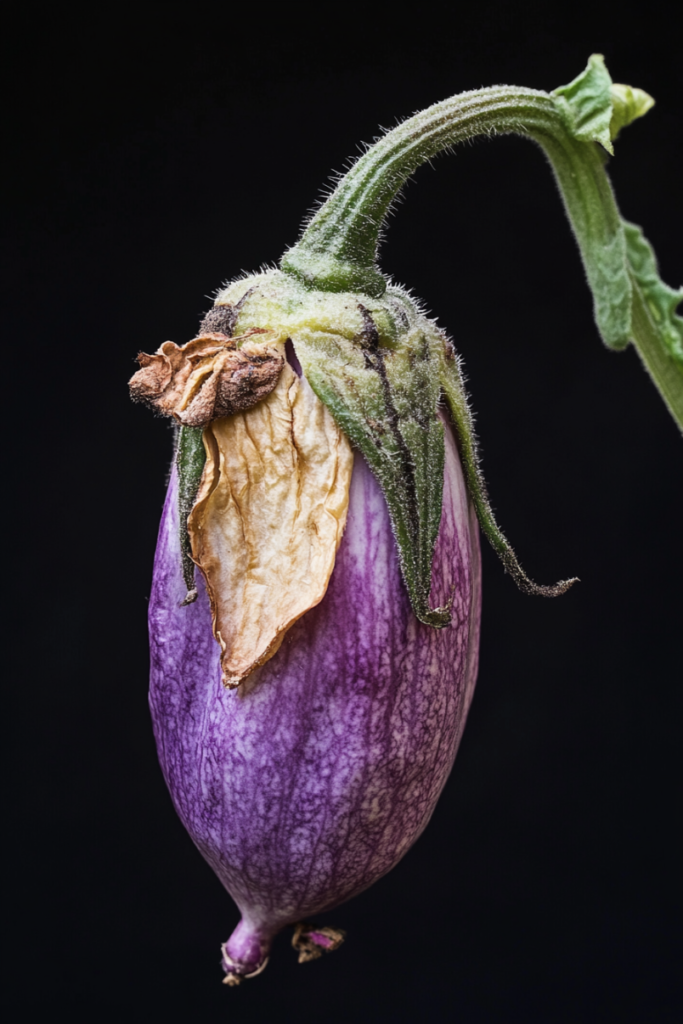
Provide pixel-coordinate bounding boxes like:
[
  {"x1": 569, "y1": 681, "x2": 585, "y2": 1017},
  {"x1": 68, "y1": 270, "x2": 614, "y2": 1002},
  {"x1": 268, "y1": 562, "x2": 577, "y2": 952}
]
[{"x1": 130, "y1": 55, "x2": 681, "y2": 984}]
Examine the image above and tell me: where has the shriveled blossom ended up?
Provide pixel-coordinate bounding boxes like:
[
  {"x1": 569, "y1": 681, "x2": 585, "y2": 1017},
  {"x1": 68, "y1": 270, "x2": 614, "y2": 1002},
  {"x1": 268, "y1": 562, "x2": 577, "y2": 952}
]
[
  {"x1": 130, "y1": 330, "x2": 284, "y2": 428},
  {"x1": 131, "y1": 56, "x2": 682, "y2": 986}
]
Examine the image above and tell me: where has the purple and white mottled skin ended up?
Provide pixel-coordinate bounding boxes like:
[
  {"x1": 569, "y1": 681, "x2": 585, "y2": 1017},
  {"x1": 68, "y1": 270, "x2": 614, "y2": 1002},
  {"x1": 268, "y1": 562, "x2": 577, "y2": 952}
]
[{"x1": 149, "y1": 416, "x2": 482, "y2": 979}]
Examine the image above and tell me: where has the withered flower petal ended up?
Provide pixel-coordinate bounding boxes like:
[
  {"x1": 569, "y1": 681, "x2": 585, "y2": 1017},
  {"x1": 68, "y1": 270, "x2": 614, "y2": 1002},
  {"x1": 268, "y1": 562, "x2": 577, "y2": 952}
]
[
  {"x1": 187, "y1": 360, "x2": 354, "y2": 686},
  {"x1": 129, "y1": 330, "x2": 283, "y2": 426},
  {"x1": 176, "y1": 340, "x2": 285, "y2": 428}
]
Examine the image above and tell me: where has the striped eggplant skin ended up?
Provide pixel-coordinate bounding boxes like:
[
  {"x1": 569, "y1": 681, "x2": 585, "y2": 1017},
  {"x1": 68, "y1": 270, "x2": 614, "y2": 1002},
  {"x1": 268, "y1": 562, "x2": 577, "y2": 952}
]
[{"x1": 148, "y1": 414, "x2": 481, "y2": 979}]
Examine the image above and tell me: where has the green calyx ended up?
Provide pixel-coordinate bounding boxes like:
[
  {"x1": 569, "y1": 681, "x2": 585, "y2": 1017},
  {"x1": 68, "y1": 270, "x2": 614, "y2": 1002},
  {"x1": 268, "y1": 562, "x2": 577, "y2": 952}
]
[
  {"x1": 207, "y1": 270, "x2": 575, "y2": 619},
  {"x1": 215, "y1": 272, "x2": 454, "y2": 625}
]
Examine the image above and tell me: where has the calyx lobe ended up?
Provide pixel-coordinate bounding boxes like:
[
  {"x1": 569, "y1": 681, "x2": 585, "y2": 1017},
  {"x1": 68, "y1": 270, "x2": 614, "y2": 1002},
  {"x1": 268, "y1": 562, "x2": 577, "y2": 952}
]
[{"x1": 291, "y1": 309, "x2": 451, "y2": 629}]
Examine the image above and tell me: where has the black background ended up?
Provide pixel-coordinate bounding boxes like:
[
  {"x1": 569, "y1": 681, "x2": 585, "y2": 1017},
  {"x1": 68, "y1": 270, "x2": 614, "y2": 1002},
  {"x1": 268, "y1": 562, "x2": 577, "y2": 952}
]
[{"x1": 4, "y1": 4, "x2": 682, "y2": 1022}]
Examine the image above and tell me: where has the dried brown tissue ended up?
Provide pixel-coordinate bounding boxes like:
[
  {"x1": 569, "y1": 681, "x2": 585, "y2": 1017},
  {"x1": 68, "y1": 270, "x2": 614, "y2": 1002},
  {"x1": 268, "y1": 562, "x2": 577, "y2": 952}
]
[
  {"x1": 188, "y1": 356, "x2": 354, "y2": 687},
  {"x1": 129, "y1": 330, "x2": 285, "y2": 427}
]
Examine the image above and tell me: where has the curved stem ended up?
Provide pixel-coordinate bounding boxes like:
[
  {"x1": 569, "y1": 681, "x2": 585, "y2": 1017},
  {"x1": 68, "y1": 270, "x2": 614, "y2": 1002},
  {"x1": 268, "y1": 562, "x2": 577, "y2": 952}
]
[
  {"x1": 281, "y1": 84, "x2": 632, "y2": 353},
  {"x1": 281, "y1": 72, "x2": 683, "y2": 434},
  {"x1": 276, "y1": 62, "x2": 682, "y2": 607},
  {"x1": 282, "y1": 87, "x2": 559, "y2": 295}
]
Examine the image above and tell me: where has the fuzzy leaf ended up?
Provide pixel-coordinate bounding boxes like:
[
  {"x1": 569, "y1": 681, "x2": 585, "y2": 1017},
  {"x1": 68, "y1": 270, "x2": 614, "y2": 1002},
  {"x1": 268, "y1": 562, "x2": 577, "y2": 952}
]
[
  {"x1": 624, "y1": 222, "x2": 683, "y2": 365},
  {"x1": 623, "y1": 220, "x2": 683, "y2": 431},
  {"x1": 552, "y1": 53, "x2": 615, "y2": 153}
]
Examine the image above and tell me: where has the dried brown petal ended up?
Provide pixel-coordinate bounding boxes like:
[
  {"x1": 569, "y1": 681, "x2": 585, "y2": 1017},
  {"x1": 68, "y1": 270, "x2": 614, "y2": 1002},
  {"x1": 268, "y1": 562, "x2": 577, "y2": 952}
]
[
  {"x1": 175, "y1": 341, "x2": 285, "y2": 428},
  {"x1": 188, "y1": 362, "x2": 354, "y2": 687},
  {"x1": 129, "y1": 340, "x2": 189, "y2": 412},
  {"x1": 128, "y1": 330, "x2": 282, "y2": 425}
]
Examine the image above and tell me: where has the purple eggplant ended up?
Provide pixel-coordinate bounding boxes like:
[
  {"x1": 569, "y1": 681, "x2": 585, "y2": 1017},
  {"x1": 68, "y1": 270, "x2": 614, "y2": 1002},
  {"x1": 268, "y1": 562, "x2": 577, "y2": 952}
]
[
  {"x1": 149, "y1": 413, "x2": 481, "y2": 982},
  {"x1": 132, "y1": 57, "x2": 681, "y2": 985}
]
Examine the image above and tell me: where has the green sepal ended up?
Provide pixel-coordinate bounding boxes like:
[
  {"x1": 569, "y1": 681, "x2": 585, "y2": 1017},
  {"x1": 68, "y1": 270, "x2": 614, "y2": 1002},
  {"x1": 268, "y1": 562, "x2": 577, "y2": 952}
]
[
  {"x1": 176, "y1": 425, "x2": 206, "y2": 603},
  {"x1": 291, "y1": 315, "x2": 451, "y2": 627},
  {"x1": 552, "y1": 53, "x2": 615, "y2": 154},
  {"x1": 436, "y1": 332, "x2": 578, "y2": 597}
]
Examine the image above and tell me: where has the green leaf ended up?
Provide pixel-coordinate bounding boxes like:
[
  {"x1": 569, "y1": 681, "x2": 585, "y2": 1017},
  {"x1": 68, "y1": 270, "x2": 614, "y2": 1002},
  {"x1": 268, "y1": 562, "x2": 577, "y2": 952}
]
[
  {"x1": 624, "y1": 222, "x2": 683, "y2": 365},
  {"x1": 552, "y1": 53, "x2": 615, "y2": 153},
  {"x1": 623, "y1": 221, "x2": 683, "y2": 431},
  {"x1": 292, "y1": 315, "x2": 451, "y2": 627},
  {"x1": 436, "y1": 330, "x2": 578, "y2": 597}
]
